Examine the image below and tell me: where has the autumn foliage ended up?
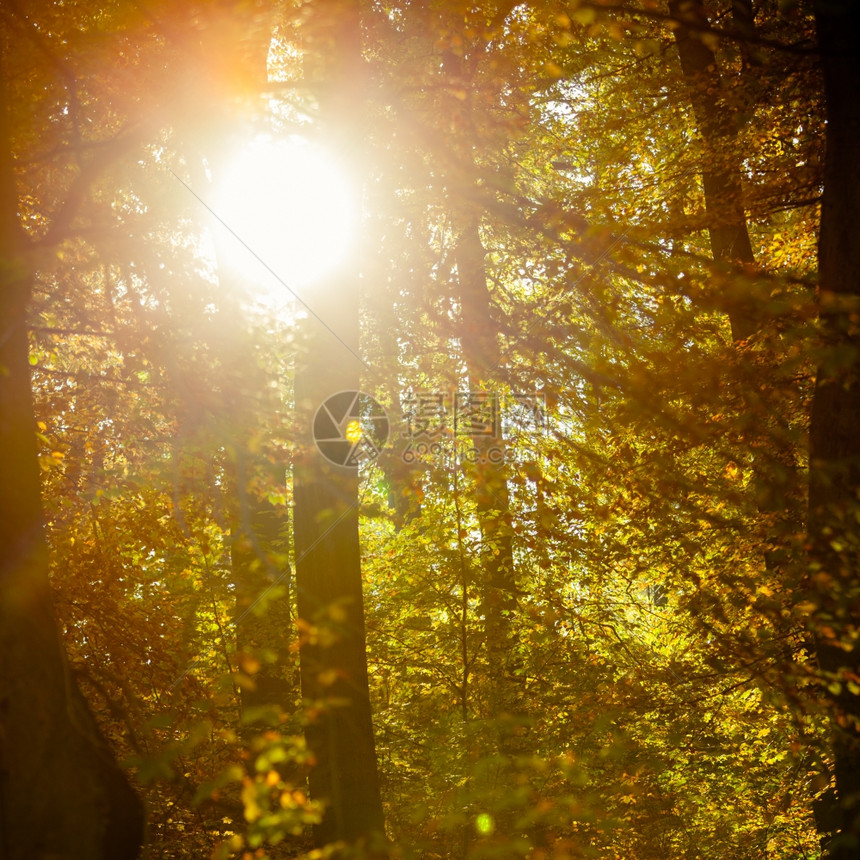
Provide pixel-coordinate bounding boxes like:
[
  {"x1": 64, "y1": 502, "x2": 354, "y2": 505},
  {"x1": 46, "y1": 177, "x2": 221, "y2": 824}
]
[{"x1": 1, "y1": 1, "x2": 856, "y2": 859}]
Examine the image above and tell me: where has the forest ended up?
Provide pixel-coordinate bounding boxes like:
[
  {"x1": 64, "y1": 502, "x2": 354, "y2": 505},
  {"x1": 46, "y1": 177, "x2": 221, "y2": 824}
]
[{"x1": 1, "y1": 0, "x2": 858, "y2": 858}]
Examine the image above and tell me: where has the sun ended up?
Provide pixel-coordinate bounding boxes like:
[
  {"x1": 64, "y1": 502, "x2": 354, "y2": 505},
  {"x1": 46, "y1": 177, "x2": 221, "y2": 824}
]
[{"x1": 212, "y1": 134, "x2": 355, "y2": 310}]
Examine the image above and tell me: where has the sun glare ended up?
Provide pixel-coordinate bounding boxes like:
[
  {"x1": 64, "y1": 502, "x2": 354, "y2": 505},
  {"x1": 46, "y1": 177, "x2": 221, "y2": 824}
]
[{"x1": 212, "y1": 135, "x2": 355, "y2": 312}]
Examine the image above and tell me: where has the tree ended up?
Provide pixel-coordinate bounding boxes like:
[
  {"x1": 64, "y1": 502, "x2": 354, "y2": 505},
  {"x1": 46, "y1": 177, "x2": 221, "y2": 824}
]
[
  {"x1": 292, "y1": 0, "x2": 386, "y2": 847},
  {"x1": 807, "y1": 1, "x2": 860, "y2": 855},
  {"x1": 0, "y1": 14, "x2": 143, "y2": 858},
  {"x1": 1, "y1": 0, "x2": 840, "y2": 856}
]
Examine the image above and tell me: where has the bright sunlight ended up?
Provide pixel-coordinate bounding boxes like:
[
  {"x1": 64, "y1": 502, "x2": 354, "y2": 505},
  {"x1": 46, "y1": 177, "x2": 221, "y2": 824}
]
[{"x1": 212, "y1": 135, "x2": 355, "y2": 310}]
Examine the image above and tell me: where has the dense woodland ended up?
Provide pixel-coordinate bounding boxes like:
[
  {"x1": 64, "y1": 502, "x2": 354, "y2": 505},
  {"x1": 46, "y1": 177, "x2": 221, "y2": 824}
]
[{"x1": 1, "y1": 0, "x2": 859, "y2": 858}]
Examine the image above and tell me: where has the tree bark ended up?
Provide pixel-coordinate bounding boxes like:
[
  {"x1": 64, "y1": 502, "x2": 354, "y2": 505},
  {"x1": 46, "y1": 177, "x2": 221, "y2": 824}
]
[
  {"x1": 454, "y1": 219, "x2": 520, "y2": 730},
  {"x1": 293, "y1": 0, "x2": 385, "y2": 847},
  {"x1": 174, "y1": 0, "x2": 295, "y2": 727},
  {"x1": 669, "y1": 0, "x2": 759, "y2": 341},
  {"x1": 808, "y1": 1, "x2": 860, "y2": 857},
  {"x1": 428, "y1": 11, "x2": 525, "y2": 808},
  {"x1": 0, "y1": 38, "x2": 143, "y2": 860}
]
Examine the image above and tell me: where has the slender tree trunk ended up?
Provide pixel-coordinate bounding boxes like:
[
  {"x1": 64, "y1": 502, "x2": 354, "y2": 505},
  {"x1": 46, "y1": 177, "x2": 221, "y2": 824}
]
[
  {"x1": 808, "y1": 2, "x2": 860, "y2": 857},
  {"x1": 670, "y1": 0, "x2": 810, "y2": 571},
  {"x1": 210, "y1": 189, "x2": 296, "y2": 722},
  {"x1": 434, "y1": 10, "x2": 523, "y2": 736},
  {"x1": 176, "y1": 1, "x2": 296, "y2": 725},
  {"x1": 669, "y1": 0, "x2": 759, "y2": 341},
  {"x1": 0, "y1": 40, "x2": 143, "y2": 860},
  {"x1": 293, "y1": 0, "x2": 385, "y2": 847},
  {"x1": 434, "y1": 26, "x2": 525, "y2": 850},
  {"x1": 454, "y1": 219, "x2": 520, "y2": 729},
  {"x1": 189, "y1": 155, "x2": 296, "y2": 722},
  {"x1": 671, "y1": 4, "x2": 828, "y2": 839}
]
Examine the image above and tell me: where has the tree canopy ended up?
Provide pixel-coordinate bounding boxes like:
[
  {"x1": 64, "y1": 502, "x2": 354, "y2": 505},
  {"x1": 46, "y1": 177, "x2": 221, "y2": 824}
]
[{"x1": 1, "y1": 1, "x2": 857, "y2": 859}]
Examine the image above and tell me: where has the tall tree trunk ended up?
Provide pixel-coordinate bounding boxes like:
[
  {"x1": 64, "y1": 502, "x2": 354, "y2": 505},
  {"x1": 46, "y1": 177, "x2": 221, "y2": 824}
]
[
  {"x1": 670, "y1": 0, "x2": 808, "y2": 586},
  {"x1": 439, "y1": 9, "x2": 524, "y2": 834},
  {"x1": 454, "y1": 219, "x2": 520, "y2": 730},
  {"x1": 435, "y1": 5, "x2": 523, "y2": 734},
  {"x1": 292, "y1": 0, "x2": 385, "y2": 847},
  {"x1": 0, "y1": 40, "x2": 143, "y2": 860},
  {"x1": 434, "y1": 21, "x2": 525, "y2": 850},
  {"x1": 808, "y1": 2, "x2": 860, "y2": 857},
  {"x1": 669, "y1": 0, "x2": 759, "y2": 341},
  {"x1": 671, "y1": 1, "x2": 824, "y2": 836},
  {"x1": 210, "y1": 179, "x2": 296, "y2": 724},
  {"x1": 177, "y1": 0, "x2": 295, "y2": 726}
]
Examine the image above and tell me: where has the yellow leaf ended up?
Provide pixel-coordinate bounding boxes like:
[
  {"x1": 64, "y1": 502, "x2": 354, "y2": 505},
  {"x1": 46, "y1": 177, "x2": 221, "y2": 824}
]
[{"x1": 241, "y1": 781, "x2": 261, "y2": 822}]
